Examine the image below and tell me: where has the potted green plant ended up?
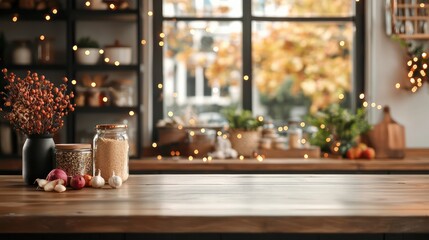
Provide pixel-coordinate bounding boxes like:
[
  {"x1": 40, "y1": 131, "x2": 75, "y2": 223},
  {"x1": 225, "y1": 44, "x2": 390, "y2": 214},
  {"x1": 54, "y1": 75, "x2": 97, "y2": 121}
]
[
  {"x1": 223, "y1": 108, "x2": 264, "y2": 157},
  {"x1": 305, "y1": 104, "x2": 371, "y2": 156},
  {"x1": 75, "y1": 37, "x2": 100, "y2": 65}
]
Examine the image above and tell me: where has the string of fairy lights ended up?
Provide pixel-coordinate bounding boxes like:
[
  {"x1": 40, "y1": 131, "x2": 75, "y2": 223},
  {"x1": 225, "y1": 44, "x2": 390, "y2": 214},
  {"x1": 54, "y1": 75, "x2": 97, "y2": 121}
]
[
  {"x1": 395, "y1": 51, "x2": 429, "y2": 93},
  {"x1": 8, "y1": 2, "x2": 148, "y2": 117},
  {"x1": 8, "y1": 4, "x2": 392, "y2": 161},
  {"x1": 152, "y1": 91, "x2": 385, "y2": 162}
]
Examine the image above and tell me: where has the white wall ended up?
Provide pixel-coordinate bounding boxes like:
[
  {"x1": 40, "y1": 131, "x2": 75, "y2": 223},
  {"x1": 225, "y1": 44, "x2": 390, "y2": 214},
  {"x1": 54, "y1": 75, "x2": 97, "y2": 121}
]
[{"x1": 367, "y1": 0, "x2": 429, "y2": 148}]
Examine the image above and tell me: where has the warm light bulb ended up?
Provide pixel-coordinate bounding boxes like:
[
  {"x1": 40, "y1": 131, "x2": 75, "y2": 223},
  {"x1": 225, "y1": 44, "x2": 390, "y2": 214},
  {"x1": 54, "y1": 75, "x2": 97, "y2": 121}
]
[
  {"x1": 194, "y1": 149, "x2": 199, "y2": 155},
  {"x1": 177, "y1": 125, "x2": 183, "y2": 130},
  {"x1": 256, "y1": 155, "x2": 264, "y2": 162},
  {"x1": 200, "y1": 128, "x2": 206, "y2": 133},
  {"x1": 157, "y1": 83, "x2": 163, "y2": 89},
  {"x1": 339, "y1": 40, "x2": 345, "y2": 47},
  {"x1": 326, "y1": 137, "x2": 331, "y2": 143},
  {"x1": 71, "y1": 80, "x2": 77, "y2": 85},
  {"x1": 129, "y1": 111, "x2": 135, "y2": 116},
  {"x1": 283, "y1": 126, "x2": 288, "y2": 131},
  {"x1": 84, "y1": 50, "x2": 90, "y2": 56},
  {"x1": 188, "y1": 156, "x2": 193, "y2": 161},
  {"x1": 243, "y1": 75, "x2": 249, "y2": 81},
  {"x1": 114, "y1": 61, "x2": 120, "y2": 66},
  {"x1": 168, "y1": 111, "x2": 174, "y2": 117},
  {"x1": 104, "y1": 57, "x2": 110, "y2": 63},
  {"x1": 90, "y1": 82, "x2": 96, "y2": 87},
  {"x1": 363, "y1": 101, "x2": 368, "y2": 107},
  {"x1": 395, "y1": 83, "x2": 401, "y2": 89},
  {"x1": 359, "y1": 93, "x2": 365, "y2": 99},
  {"x1": 300, "y1": 122, "x2": 305, "y2": 127},
  {"x1": 141, "y1": 39, "x2": 147, "y2": 45},
  {"x1": 159, "y1": 33, "x2": 165, "y2": 38},
  {"x1": 39, "y1": 35, "x2": 45, "y2": 41},
  {"x1": 239, "y1": 155, "x2": 244, "y2": 160},
  {"x1": 109, "y1": 3, "x2": 116, "y2": 9},
  {"x1": 148, "y1": 11, "x2": 153, "y2": 16},
  {"x1": 277, "y1": 127, "x2": 283, "y2": 132},
  {"x1": 73, "y1": 45, "x2": 78, "y2": 51},
  {"x1": 152, "y1": 143, "x2": 157, "y2": 148},
  {"x1": 189, "y1": 131, "x2": 195, "y2": 137},
  {"x1": 45, "y1": 14, "x2": 51, "y2": 21},
  {"x1": 159, "y1": 41, "x2": 164, "y2": 47},
  {"x1": 217, "y1": 131, "x2": 222, "y2": 136},
  {"x1": 236, "y1": 133, "x2": 242, "y2": 139},
  {"x1": 304, "y1": 154, "x2": 309, "y2": 159},
  {"x1": 320, "y1": 124, "x2": 325, "y2": 129},
  {"x1": 257, "y1": 116, "x2": 264, "y2": 122},
  {"x1": 52, "y1": 8, "x2": 58, "y2": 14},
  {"x1": 338, "y1": 93, "x2": 344, "y2": 100},
  {"x1": 377, "y1": 105, "x2": 382, "y2": 110},
  {"x1": 12, "y1": 15, "x2": 18, "y2": 22},
  {"x1": 157, "y1": 155, "x2": 162, "y2": 160},
  {"x1": 99, "y1": 49, "x2": 104, "y2": 54},
  {"x1": 85, "y1": 1, "x2": 91, "y2": 7},
  {"x1": 371, "y1": 102, "x2": 376, "y2": 108},
  {"x1": 102, "y1": 97, "x2": 108, "y2": 103}
]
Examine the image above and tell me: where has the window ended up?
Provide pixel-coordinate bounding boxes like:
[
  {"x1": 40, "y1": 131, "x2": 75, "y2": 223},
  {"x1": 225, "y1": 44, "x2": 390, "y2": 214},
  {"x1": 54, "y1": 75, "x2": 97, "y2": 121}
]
[{"x1": 153, "y1": 0, "x2": 364, "y2": 130}]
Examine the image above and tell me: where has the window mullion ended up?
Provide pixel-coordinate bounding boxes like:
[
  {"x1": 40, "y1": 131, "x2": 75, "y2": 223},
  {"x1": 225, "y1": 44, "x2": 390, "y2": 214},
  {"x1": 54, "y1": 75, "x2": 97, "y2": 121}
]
[{"x1": 242, "y1": 0, "x2": 252, "y2": 111}]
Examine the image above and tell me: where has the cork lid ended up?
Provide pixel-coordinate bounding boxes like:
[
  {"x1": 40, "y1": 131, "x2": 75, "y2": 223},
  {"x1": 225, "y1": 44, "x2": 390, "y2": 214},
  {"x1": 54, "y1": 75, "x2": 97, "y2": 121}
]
[
  {"x1": 56, "y1": 144, "x2": 92, "y2": 150},
  {"x1": 96, "y1": 124, "x2": 128, "y2": 129}
]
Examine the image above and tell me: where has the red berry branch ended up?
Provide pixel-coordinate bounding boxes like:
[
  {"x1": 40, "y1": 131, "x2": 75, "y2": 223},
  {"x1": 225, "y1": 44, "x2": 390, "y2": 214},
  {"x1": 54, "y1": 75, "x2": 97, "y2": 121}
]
[{"x1": 0, "y1": 68, "x2": 75, "y2": 135}]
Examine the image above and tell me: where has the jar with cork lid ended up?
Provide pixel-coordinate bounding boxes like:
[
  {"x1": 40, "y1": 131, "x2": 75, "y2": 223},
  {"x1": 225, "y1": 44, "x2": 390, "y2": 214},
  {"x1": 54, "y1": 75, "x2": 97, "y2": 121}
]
[
  {"x1": 55, "y1": 144, "x2": 92, "y2": 177},
  {"x1": 93, "y1": 124, "x2": 129, "y2": 181}
]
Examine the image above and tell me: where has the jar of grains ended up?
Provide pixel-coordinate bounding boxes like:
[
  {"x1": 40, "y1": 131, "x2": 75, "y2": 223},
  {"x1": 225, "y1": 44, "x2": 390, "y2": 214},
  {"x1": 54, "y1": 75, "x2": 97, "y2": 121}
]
[
  {"x1": 55, "y1": 144, "x2": 92, "y2": 177},
  {"x1": 93, "y1": 124, "x2": 129, "y2": 181}
]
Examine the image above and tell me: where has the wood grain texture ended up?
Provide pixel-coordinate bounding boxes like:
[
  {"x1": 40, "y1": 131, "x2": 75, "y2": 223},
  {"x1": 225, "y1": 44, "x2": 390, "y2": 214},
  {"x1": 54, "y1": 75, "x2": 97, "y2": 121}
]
[{"x1": 0, "y1": 175, "x2": 429, "y2": 233}]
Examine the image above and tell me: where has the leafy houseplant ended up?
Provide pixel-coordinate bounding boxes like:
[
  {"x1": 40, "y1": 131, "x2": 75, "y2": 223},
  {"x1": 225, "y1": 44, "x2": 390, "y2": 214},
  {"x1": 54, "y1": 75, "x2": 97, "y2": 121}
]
[
  {"x1": 223, "y1": 109, "x2": 264, "y2": 157},
  {"x1": 0, "y1": 69, "x2": 75, "y2": 184},
  {"x1": 305, "y1": 104, "x2": 371, "y2": 156},
  {"x1": 75, "y1": 37, "x2": 100, "y2": 65}
]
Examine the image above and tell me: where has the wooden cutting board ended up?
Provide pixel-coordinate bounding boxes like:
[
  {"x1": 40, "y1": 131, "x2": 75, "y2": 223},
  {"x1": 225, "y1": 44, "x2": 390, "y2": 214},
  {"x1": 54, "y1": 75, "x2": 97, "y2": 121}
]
[{"x1": 367, "y1": 106, "x2": 405, "y2": 159}]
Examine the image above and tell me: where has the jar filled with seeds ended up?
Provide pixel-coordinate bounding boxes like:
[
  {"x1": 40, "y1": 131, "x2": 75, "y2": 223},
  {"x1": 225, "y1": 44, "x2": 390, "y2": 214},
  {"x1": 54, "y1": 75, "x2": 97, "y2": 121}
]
[
  {"x1": 93, "y1": 124, "x2": 129, "y2": 181},
  {"x1": 55, "y1": 144, "x2": 92, "y2": 176}
]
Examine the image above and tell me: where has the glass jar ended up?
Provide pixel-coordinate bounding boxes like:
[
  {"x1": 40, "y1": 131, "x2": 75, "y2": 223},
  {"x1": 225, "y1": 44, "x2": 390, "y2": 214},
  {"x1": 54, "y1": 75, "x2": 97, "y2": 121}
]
[
  {"x1": 288, "y1": 121, "x2": 302, "y2": 149},
  {"x1": 12, "y1": 40, "x2": 32, "y2": 65},
  {"x1": 55, "y1": 144, "x2": 92, "y2": 177},
  {"x1": 36, "y1": 37, "x2": 54, "y2": 64},
  {"x1": 93, "y1": 124, "x2": 129, "y2": 181}
]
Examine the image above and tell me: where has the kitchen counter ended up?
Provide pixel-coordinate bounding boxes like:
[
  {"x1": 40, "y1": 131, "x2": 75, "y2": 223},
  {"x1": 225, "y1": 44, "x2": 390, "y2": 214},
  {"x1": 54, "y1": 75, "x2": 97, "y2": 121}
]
[
  {"x1": 0, "y1": 174, "x2": 429, "y2": 234},
  {"x1": 1, "y1": 149, "x2": 429, "y2": 174}
]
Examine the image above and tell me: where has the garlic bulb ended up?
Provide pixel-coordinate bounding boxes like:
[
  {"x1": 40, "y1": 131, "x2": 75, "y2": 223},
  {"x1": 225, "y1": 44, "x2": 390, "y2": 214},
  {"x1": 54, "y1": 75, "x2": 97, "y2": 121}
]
[
  {"x1": 54, "y1": 184, "x2": 67, "y2": 193},
  {"x1": 91, "y1": 169, "x2": 105, "y2": 188},
  {"x1": 108, "y1": 171, "x2": 122, "y2": 189}
]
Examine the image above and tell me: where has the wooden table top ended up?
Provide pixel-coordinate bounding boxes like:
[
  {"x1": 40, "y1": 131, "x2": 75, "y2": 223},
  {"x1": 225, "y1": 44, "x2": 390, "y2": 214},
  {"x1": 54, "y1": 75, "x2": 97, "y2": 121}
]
[
  {"x1": 1, "y1": 174, "x2": 429, "y2": 234},
  {"x1": 1, "y1": 157, "x2": 429, "y2": 173}
]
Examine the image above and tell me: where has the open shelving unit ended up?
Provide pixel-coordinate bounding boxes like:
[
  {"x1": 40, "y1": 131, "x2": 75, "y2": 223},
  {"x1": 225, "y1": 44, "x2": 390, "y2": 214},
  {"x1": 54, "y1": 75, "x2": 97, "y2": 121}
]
[
  {"x1": 0, "y1": 0, "x2": 143, "y2": 158},
  {"x1": 388, "y1": 0, "x2": 429, "y2": 39}
]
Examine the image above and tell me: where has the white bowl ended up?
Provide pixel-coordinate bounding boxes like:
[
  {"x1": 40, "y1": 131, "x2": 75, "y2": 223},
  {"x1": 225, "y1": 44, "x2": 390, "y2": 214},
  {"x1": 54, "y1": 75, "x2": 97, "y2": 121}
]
[
  {"x1": 104, "y1": 47, "x2": 132, "y2": 65},
  {"x1": 75, "y1": 48, "x2": 100, "y2": 65}
]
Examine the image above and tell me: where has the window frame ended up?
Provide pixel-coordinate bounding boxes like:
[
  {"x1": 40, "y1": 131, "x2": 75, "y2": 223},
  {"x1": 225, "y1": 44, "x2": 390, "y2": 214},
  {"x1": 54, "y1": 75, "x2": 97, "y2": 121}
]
[{"x1": 152, "y1": 0, "x2": 365, "y2": 140}]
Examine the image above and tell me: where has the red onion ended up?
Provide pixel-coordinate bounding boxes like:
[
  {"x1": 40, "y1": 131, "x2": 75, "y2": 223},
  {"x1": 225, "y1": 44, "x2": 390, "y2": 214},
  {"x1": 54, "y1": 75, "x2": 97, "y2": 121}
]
[
  {"x1": 70, "y1": 175, "x2": 86, "y2": 190},
  {"x1": 46, "y1": 169, "x2": 68, "y2": 186}
]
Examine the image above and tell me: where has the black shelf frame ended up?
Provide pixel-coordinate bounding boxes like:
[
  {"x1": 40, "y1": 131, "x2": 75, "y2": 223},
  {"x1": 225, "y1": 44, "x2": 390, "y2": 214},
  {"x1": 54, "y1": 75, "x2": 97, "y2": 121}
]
[
  {"x1": 0, "y1": 1, "x2": 143, "y2": 158},
  {"x1": 68, "y1": 1, "x2": 143, "y2": 158},
  {"x1": 74, "y1": 106, "x2": 139, "y2": 114},
  {"x1": 0, "y1": 9, "x2": 67, "y2": 21}
]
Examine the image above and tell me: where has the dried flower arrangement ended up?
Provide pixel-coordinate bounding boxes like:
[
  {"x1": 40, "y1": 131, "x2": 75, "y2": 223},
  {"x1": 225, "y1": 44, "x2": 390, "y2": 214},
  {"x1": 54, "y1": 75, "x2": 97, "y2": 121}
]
[{"x1": 0, "y1": 68, "x2": 75, "y2": 135}]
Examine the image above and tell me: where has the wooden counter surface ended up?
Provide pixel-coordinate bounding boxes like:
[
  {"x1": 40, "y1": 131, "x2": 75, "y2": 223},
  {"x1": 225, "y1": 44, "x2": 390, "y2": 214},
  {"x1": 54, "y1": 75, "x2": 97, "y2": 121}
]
[
  {"x1": 1, "y1": 174, "x2": 429, "y2": 234},
  {"x1": 1, "y1": 149, "x2": 429, "y2": 173}
]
